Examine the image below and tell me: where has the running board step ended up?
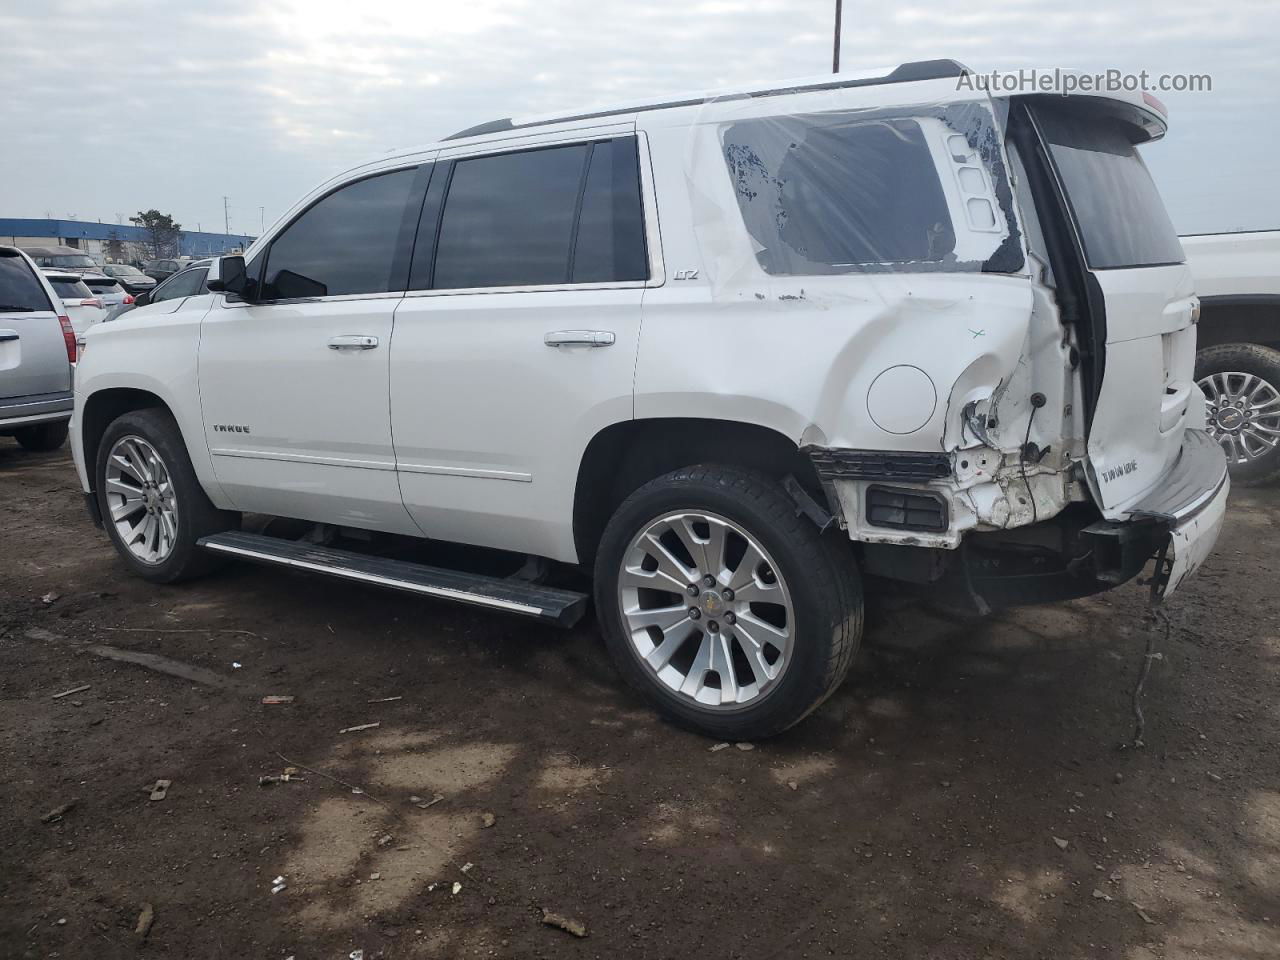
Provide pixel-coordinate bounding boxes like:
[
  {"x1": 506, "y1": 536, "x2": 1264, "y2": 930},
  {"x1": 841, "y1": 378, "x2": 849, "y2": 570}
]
[{"x1": 197, "y1": 531, "x2": 588, "y2": 627}]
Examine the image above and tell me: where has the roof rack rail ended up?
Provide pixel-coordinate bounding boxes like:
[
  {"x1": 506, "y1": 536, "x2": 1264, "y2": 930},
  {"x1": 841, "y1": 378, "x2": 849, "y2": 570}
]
[{"x1": 443, "y1": 58, "x2": 968, "y2": 141}]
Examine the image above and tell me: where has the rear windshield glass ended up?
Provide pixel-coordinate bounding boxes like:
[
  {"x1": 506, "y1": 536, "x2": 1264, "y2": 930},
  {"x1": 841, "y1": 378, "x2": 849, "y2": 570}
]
[
  {"x1": 36, "y1": 253, "x2": 99, "y2": 269},
  {"x1": 1036, "y1": 105, "x2": 1184, "y2": 269},
  {"x1": 104, "y1": 265, "x2": 144, "y2": 277},
  {"x1": 0, "y1": 255, "x2": 53, "y2": 311},
  {"x1": 85, "y1": 278, "x2": 120, "y2": 291},
  {"x1": 50, "y1": 279, "x2": 92, "y2": 299}
]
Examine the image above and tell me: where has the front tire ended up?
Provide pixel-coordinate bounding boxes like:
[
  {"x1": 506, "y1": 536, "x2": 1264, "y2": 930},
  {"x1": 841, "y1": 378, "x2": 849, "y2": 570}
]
[
  {"x1": 1197, "y1": 343, "x2": 1280, "y2": 486},
  {"x1": 594, "y1": 466, "x2": 863, "y2": 740},
  {"x1": 14, "y1": 420, "x2": 68, "y2": 452},
  {"x1": 95, "y1": 408, "x2": 240, "y2": 583}
]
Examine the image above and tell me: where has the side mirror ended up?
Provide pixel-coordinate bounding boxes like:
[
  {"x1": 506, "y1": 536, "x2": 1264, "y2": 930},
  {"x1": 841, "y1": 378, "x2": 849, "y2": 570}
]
[
  {"x1": 134, "y1": 290, "x2": 152, "y2": 307},
  {"x1": 206, "y1": 255, "x2": 249, "y2": 297}
]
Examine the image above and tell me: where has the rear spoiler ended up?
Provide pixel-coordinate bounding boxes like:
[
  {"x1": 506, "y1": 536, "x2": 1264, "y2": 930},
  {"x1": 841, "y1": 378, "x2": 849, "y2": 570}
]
[{"x1": 1017, "y1": 89, "x2": 1169, "y2": 143}]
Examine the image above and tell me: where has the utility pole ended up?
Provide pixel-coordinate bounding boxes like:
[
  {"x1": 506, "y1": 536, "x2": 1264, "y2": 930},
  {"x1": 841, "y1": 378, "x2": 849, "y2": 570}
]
[
  {"x1": 259, "y1": 206, "x2": 265, "y2": 234},
  {"x1": 223, "y1": 196, "x2": 231, "y2": 235},
  {"x1": 832, "y1": 0, "x2": 842, "y2": 74}
]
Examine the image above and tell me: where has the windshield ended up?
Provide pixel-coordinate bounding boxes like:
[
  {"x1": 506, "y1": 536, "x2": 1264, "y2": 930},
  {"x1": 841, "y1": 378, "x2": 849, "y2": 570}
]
[
  {"x1": 50, "y1": 278, "x2": 93, "y2": 299},
  {"x1": 105, "y1": 265, "x2": 143, "y2": 277},
  {"x1": 0, "y1": 254, "x2": 54, "y2": 311},
  {"x1": 36, "y1": 253, "x2": 99, "y2": 269},
  {"x1": 1036, "y1": 104, "x2": 1184, "y2": 269}
]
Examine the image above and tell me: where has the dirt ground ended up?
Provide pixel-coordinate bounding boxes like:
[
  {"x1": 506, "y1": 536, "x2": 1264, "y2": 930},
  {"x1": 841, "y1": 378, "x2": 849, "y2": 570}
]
[{"x1": 1, "y1": 443, "x2": 1278, "y2": 960}]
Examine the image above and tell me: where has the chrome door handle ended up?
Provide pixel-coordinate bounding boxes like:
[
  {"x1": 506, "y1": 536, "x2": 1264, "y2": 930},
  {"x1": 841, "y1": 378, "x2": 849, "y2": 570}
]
[
  {"x1": 543, "y1": 330, "x2": 615, "y2": 348},
  {"x1": 328, "y1": 335, "x2": 379, "y2": 350}
]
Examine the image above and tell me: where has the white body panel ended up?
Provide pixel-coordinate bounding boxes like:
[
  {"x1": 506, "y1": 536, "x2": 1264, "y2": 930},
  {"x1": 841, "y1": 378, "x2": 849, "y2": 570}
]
[
  {"x1": 391, "y1": 286, "x2": 642, "y2": 561},
  {"x1": 61, "y1": 301, "x2": 106, "y2": 335},
  {"x1": 199, "y1": 295, "x2": 418, "y2": 534},
  {"x1": 71, "y1": 297, "x2": 228, "y2": 502},
  {"x1": 1181, "y1": 230, "x2": 1280, "y2": 299}
]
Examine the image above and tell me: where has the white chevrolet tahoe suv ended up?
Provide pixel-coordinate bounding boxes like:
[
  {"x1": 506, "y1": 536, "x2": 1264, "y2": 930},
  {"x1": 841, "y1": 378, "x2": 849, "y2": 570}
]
[{"x1": 72, "y1": 61, "x2": 1229, "y2": 739}]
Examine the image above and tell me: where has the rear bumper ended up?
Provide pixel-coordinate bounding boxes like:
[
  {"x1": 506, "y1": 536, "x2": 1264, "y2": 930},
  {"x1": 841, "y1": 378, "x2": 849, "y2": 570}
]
[
  {"x1": 1125, "y1": 428, "x2": 1228, "y2": 524},
  {"x1": 1145, "y1": 431, "x2": 1230, "y2": 599},
  {"x1": 0, "y1": 391, "x2": 73, "y2": 431},
  {"x1": 873, "y1": 429, "x2": 1229, "y2": 609}
]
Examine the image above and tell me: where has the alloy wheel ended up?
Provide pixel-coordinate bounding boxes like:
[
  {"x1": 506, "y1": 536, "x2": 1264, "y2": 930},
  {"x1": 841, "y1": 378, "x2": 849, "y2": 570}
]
[
  {"x1": 1199, "y1": 371, "x2": 1280, "y2": 465},
  {"x1": 617, "y1": 511, "x2": 794, "y2": 709},
  {"x1": 104, "y1": 435, "x2": 179, "y2": 564}
]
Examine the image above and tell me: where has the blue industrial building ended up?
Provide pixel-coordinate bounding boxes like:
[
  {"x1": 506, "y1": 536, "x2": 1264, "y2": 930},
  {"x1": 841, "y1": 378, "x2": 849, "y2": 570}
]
[{"x1": 0, "y1": 217, "x2": 255, "y2": 260}]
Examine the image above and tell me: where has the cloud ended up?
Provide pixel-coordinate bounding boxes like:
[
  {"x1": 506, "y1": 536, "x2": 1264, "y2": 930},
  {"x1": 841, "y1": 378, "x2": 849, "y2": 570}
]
[{"x1": 0, "y1": 0, "x2": 1275, "y2": 233}]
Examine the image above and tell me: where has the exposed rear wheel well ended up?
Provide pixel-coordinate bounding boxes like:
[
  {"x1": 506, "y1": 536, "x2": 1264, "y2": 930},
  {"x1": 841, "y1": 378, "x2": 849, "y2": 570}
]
[
  {"x1": 81, "y1": 388, "x2": 169, "y2": 488},
  {"x1": 572, "y1": 418, "x2": 823, "y2": 565},
  {"x1": 1196, "y1": 299, "x2": 1280, "y2": 351}
]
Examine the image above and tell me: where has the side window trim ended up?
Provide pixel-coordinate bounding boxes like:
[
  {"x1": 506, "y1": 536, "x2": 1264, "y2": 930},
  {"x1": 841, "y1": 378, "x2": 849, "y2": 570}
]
[
  {"x1": 247, "y1": 162, "x2": 432, "y2": 305},
  {"x1": 407, "y1": 159, "x2": 456, "y2": 292},
  {"x1": 407, "y1": 134, "x2": 653, "y2": 295},
  {"x1": 564, "y1": 141, "x2": 597, "y2": 284}
]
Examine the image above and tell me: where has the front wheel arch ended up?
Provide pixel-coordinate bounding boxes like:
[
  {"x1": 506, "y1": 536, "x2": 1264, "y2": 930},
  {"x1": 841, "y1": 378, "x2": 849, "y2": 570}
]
[{"x1": 81, "y1": 387, "x2": 170, "y2": 493}]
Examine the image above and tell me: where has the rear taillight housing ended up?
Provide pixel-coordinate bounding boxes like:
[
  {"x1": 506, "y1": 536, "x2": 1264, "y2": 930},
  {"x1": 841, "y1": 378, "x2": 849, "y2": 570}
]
[
  {"x1": 123, "y1": 294, "x2": 135, "y2": 305},
  {"x1": 57, "y1": 315, "x2": 76, "y2": 363}
]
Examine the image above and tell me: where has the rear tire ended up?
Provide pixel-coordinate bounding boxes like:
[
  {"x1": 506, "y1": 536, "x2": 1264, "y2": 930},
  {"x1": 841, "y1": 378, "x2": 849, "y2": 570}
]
[
  {"x1": 14, "y1": 421, "x2": 68, "y2": 452},
  {"x1": 95, "y1": 408, "x2": 240, "y2": 583},
  {"x1": 594, "y1": 465, "x2": 863, "y2": 740},
  {"x1": 1196, "y1": 343, "x2": 1280, "y2": 486}
]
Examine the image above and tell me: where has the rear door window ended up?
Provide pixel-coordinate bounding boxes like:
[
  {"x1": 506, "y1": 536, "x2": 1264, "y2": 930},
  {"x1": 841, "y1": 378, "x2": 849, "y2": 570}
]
[
  {"x1": 261, "y1": 168, "x2": 418, "y2": 300},
  {"x1": 432, "y1": 144, "x2": 588, "y2": 289},
  {"x1": 571, "y1": 138, "x2": 648, "y2": 283},
  {"x1": 426, "y1": 137, "x2": 648, "y2": 290},
  {"x1": 0, "y1": 254, "x2": 53, "y2": 312},
  {"x1": 1035, "y1": 104, "x2": 1184, "y2": 269}
]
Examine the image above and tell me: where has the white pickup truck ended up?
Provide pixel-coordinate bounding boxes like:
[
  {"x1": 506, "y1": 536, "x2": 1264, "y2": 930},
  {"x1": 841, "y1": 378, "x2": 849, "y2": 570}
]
[
  {"x1": 70, "y1": 62, "x2": 1229, "y2": 739},
  {"x1": 1184, "y1": 230, "x2": 1280, "y2": 485}
]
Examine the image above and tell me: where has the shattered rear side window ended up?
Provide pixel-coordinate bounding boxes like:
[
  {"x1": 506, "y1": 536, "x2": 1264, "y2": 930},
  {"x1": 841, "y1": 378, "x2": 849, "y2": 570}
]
[
  {"x1": 720, "y1": 107, "x2": 1020, "y2": 277},
  {"x1": 725, "y1": 117, "x2": 953, "y2": 274}
]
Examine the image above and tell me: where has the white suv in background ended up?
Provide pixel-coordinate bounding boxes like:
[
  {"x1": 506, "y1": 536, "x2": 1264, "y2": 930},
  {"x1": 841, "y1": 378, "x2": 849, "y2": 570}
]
[{"x1": 70, "y1": 61, "x2": 1228, "y2": 739}]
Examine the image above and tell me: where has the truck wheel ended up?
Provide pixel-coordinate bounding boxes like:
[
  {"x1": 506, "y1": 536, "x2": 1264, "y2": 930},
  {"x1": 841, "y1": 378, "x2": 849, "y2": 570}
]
[
  {"x1": 95, "y1": 408, "x2": 240, "y2": 583},
  {"x1": 594, "y1": 465, "x2": 863, "y2": 740},
  {"x1": 1197, "y1": 343, "x2": 1280, "y2": 486},
  {"x1": 14, "y1": 421, "x2": 68, "y2": 452}
]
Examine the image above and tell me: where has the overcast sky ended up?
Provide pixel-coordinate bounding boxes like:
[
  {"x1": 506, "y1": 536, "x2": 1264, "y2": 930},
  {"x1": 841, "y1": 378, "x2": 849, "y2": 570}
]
[{"x1": 1, "y1": 0, "x2": 1275, "y2": 236}]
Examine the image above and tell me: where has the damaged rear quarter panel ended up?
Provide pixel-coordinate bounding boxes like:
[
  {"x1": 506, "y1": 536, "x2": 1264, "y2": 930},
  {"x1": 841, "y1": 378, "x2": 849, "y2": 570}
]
[
  {"x1": 634, "y1": 267, "x2": 1035, "y2": 457},
  {"x1": 634, "y1": 96, "x2": 1036, "y2": 458}
]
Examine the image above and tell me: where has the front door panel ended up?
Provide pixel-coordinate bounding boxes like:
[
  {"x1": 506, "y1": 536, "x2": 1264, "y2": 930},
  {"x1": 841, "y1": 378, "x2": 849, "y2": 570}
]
[{"x1": 199, "y1": 295, "x2": 417, "y2": 532}]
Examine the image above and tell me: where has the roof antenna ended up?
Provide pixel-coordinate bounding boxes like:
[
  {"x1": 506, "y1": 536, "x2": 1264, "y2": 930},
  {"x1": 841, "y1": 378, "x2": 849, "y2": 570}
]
[{"x1": 832, "y1": 0, "x2": 842, "y2": 73}]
